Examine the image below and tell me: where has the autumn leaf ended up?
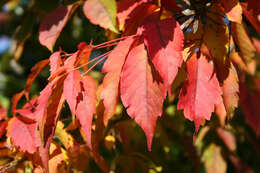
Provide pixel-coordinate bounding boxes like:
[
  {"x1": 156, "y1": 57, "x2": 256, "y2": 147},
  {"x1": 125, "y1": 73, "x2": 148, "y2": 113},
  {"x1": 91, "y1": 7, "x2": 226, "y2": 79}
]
[
  {"x1": 77, "y1": 42, "x2": 93, "y2": 72},
  {"x1": 83, "y1": 0, "x2": 118, "y2": 33},
  {"x1": 101, "y1": 36, "x2": 135, "y2": 125},
  {"x1": 64, "y1": 70, "x2": 82, "y2": 116},
  {"x1": 64, "y1": 70, "x2": 97, "y2": 148},
  {"x1": 117, "y1": 0, "x2": 157, "y2": 35},
  {"x1": 220, "y1": 0, "x2": 242, "y2": 23},
  {"x1": 203, "y1": 6, "x2": 230, "y2": 82},
  {"x1": 117, "y1": 0, "x2": 142, "y2": 31},
  {"x1": 221, "y1": 63, "x2": 239, "y2": 118},
  {"x1": 39, "y1": 4, "x2": 79, "y2": 51},
  {"x1": 7, "y1": 117, "x2": 37, "y2": 154},
  {"x1": 15, "y1": 98, "x2": 38, "y2": 120},
  {"x1": 143, "y1": 17, "x2": 183, "y2": 94},
  {"x1": 177, "y1": 53, "x2": 222, "y2": 130},
  {"x1": 120, "y1": 43, "x2": 165, "y2": 150},
  {"x1": 49, "y1": 51, "x2": 62, "y2": 76},
  {"x1": 76, "y1": 75, "x2": 97, "y2": 149}
]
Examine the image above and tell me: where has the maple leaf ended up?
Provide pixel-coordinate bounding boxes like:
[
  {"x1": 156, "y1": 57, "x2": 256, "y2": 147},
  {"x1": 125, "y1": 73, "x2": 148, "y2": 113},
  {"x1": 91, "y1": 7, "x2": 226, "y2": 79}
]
[
  {"x1": 143, "y1": 17, "x2": 184, "y2": 94},
  {"x1": 120, "y1": 43, "x2": 165, "y2": 150},
  {"x1": 64, "y1": 70, "x2": 97, "y2": 148},
  {"x1": 101, "y1": 36, "x2": 135, "y2": 125},
  {"x1": 7, "y1": 117, "x2": 37, "y2": 154},
  {"x1": 83, "y1": 0, "x2": 118, "y2": 33},
  {"x1": 177, "y1": 53, "x2": 222, "y2": 130},
  {"x1": 39, "y1": 4, "x2": 79, "y2": 51}
]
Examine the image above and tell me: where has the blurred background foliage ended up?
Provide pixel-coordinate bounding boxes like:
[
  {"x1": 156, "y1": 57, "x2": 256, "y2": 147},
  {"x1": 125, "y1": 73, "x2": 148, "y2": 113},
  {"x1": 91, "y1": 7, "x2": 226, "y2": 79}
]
[{"x1": 0, "y1": 0, "x2": 260, "y2": 172}]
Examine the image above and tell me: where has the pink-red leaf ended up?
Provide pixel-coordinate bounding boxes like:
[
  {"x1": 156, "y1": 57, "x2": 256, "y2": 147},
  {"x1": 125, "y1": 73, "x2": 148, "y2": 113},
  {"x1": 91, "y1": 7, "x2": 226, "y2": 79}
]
[
  {"x1": 75, "y1": 75, "x2": 97, "y2": 149},
  {"x1": 177, "y1": 53, "x2": 222, "y2": 130},
  {"x1": 39, "y1": 5, "x2": 78, "y2": 51},
  {"x1": 49, "y1": 51, "x2": 62, "y2": 76},
  {"x1": 7, "y1": 117, "x2": 37, "y2": 154},
  {"x1": 101, "y1": 36, "x2": 135, "y2": 125},
  {"x1": 117, "y1": 0, "x2": 157, "y2": 35},
  {"x1": 143, "y1": 17, "x2": 183, "y2": 94},
  {"x1": 64, "y1": 70, "x2": 97, "y2": 148},
  {"x1": 64, "y1": 70, "x2": 81, "y2": 116},
  {"x1": 120, "y1": 43, "x2": 165, "y2": 150}
]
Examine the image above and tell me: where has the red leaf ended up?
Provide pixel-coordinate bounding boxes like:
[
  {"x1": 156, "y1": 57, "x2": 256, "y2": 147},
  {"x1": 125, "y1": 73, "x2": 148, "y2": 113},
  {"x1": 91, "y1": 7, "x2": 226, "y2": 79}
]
[
  {"x1": 34, "y1": 81, "x2": 54, "y2": 122},
  {"x1": 7, "y1": 117, "x2": 37, "y2": 154},
  {"x1": 120, "y1": 43, "x2": 165, "y2": 150},
  {"x1": 143, "y1": 17, "x2": 184, "y2": 94},
  {"x1": 39, "y1": 5, "x2": 78, "y2": 51},
  {"x1": 75, "y1": 75, "x2": 97, "y2": 149},
  {"x1": 64, "y1": 70, "x2": 82, "y2": 116},
  {"x1": 101, "y1": 36, "x2": 135, "y2": 125},
  {"x1": 78, "y1": 43, "x2": 93, "y2": 71},
  {"x1": 15, "y1": 98, "x2": 38, "y2": 120},
  {"x1": 117, "y1": 0, "x2": 157, "y2": 35},
  {"x1": 64, "y1": 70, "x2": 97, "y2": 148},
  {"x1": 64, "y1": 51, "x2": 80, "y2": 70},
  {"x1": 49, "y1": 51, "x2": 62, "y2": 76},
  {"x1": 177, "y1": 53, "x2": 222, "y2": 130},
  {"x1": 34, "y1": 76, "x2": 65, "y2": 145}
]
